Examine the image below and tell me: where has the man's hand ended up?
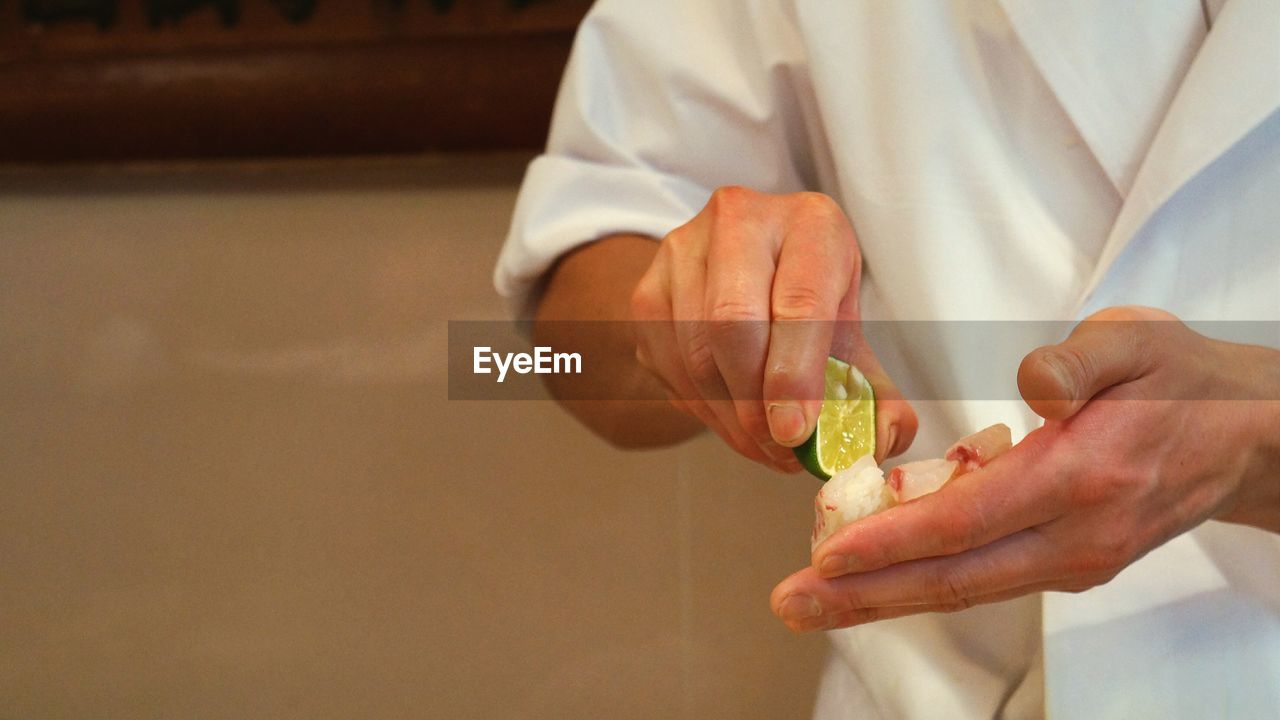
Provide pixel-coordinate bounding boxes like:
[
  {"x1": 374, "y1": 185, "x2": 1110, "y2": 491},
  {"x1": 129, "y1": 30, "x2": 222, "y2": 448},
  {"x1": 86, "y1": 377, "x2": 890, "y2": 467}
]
[
  {"x1": 630, "y1": 186, "x2": 917, "y2": 471},
  {"x1": 771, "y1": 306, "x2": 1280, "y2": 631}
]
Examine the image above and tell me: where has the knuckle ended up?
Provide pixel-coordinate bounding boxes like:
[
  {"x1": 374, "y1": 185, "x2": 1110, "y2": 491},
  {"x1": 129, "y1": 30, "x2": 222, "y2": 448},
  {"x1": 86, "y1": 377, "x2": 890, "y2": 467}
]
[
  {"x1": 1091, "y1": 305, "x2": 1175, "y2": 324},
  {"x1": 1090, "y1": 305, "x2": 1178, "y2": 348},
  {"x1": 1051, "y1": 345, "x2": 1094, "y2": 392},
  {"x1": 1091, "y1": 306, "x2": 1144, "y2": 323},
  {"x1": 664, "y1": 224, "x2": 694, "y2": 250},
  {"x1": 709, "y1": 185, "x2": 754, "y2": 212},
  {"x1": 936, "y1": 502, "x2": 989, "y2": 555},
  {"x1": 930, "y1": 568, "x2": 976, "y2": 606},
  {"x1": 707, "y1": 303, "x2": 768, "y2": 358},
  {"x1": 764, "y1": 362, "x2": 806, "y2": 398},
  {"x1": 1067, "y1": 532, "x2": 1134, "y2": 578},
  {"x1": 841, "y1": 583, "x2": 868, "y2": 611},
  {"x1": 847, "y1": 607, "x2": 882, "y2": 626},
  {"x1": 1099, "y1": 531, "x2": 1138, "y2": 569},
  {"x1": 772, "y1": 283, "x2": 829, "y2": 321},
  {"x1": 792, "y1": 191, "x2": 842, "y2": 221},
  {"x1": 704, "y1": 188, "x2": 757, "y2": 250},
  {"x1": 709, "y1": 297, "x2": 764, "y2": 325},
  {"x1": 630, "y1": 277, "x2": 663, "y2": 320},
  {"x1": 791, "y1": 192, "x2": 857, "y2": 256},
  {"x1": 707, "y1": 187, "x2": 754, "y2": 227},
  {"x1": 683, "y1": 335, "x2": 721, "y2": 387}
]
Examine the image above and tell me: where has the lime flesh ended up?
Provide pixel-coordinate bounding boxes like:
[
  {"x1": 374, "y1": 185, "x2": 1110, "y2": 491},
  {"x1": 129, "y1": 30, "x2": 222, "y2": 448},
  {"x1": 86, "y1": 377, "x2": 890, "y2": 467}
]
[{"x1": 794, "y1": 358, "x2": 876, "y2": 480}]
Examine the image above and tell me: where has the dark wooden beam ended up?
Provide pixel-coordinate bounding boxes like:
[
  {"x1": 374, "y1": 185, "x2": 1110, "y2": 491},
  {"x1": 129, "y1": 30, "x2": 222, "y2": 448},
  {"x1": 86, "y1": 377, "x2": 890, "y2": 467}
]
[{"x1": 0, "y1": 1, "x2": 584, "y2": 161}]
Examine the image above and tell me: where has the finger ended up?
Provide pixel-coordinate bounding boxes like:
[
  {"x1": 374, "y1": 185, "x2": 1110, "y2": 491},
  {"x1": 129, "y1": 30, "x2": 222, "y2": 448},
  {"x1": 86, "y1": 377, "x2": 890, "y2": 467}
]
[
  {"x1": 666, "y1": 226, "x2": 726, "y2": 408},
  {"x1": 635, "y1": 314, "x2": 708, "y2": 420},
  {"x1": 810, "y1": 433, "x2": 1066, "y2": 577},
  {"x1": 763, "y1": 198, "x2": 859, "y2": 447},
  {"x1": 1019, "y1": 306, "x2": 1168, "y2": 420},
  {"x1": 667, "y1": 232, "x2": 791, "y2": 470},
  {"x1": 776, "y1": 583, "x2": 1049, "y2": 633},
  {"x1": 777, "y1": 526, "x2": 1059, "y2": 622},
  {"x1": 702, "y1": 209, "x2": 803, "y2": 470},
  {"x1": 634, "y1": 257, "x2": 777, "y2": 467},
  {"x1": 637, "y1": 319, "x2": 712, "y2": 425}
]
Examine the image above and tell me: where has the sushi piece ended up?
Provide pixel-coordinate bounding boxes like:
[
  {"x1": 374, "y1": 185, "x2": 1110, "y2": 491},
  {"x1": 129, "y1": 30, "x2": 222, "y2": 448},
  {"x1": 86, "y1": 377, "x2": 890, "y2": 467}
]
[
  {"x1": 945, "y1": 423, "x2": 1013, "y2": 473},
  {"x1": 812, "y1": 454, "x2": 894, "y2": 549},
  {"x1": 887, "y1": 458, "x2": 960, "y2": 503},
  {"x1": 810, "y1": 424, "x2": 1015, "y2": 547}
]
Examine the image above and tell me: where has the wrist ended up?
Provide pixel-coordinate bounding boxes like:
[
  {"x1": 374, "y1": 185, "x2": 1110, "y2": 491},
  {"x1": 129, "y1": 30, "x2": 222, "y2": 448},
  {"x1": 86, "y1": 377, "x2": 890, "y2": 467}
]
[{"x1": 1219, "y1": 343, "x2": 1280, "y2": 533}]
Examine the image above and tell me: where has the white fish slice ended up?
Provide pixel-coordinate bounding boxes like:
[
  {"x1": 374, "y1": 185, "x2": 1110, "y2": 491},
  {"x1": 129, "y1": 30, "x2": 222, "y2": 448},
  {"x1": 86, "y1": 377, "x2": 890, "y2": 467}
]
[
  {"x1": 887, "y1": 458, "x2": 960, "y2": 503},
  {"x1": 945, "y1": 423, "x2": 1013, "y2": 473}
]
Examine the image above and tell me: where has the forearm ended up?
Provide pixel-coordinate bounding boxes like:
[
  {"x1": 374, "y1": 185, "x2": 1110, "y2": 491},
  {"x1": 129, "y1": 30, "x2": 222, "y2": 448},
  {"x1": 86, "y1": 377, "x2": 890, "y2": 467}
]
[{"x1": 532, "y1": 234, "x2": 703, "y2": 448}]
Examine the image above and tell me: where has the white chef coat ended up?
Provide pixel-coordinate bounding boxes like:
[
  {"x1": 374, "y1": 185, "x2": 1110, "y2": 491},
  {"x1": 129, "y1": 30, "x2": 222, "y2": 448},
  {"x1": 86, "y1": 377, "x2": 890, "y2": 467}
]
[{"x1": 496, "y1": 0, "x2": 1280, "y2": 717}]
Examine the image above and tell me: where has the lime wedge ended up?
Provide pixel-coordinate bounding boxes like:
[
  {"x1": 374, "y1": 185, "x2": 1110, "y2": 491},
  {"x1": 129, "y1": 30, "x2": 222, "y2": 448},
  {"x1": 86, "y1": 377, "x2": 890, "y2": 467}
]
[{"x1": 794, "y1": 357, "x2": 876, "y2": 480}]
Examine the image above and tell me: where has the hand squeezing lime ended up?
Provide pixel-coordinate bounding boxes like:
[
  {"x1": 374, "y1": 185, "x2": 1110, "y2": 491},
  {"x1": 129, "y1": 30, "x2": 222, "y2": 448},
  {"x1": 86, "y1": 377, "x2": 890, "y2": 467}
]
[{"x1": 793, "y1": 357, "x2": 876, "y2": 480}]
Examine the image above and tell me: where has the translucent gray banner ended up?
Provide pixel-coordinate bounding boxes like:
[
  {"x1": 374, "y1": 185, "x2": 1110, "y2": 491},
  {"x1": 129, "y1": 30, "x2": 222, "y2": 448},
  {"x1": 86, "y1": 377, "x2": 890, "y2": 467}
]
[{"x1": 447, "y1": 320, "x2": 1280, "y2": 401}]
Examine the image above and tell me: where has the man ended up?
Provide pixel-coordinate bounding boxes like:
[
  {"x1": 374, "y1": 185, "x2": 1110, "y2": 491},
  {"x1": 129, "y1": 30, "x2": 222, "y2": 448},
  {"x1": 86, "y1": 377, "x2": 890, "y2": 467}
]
[{"x1": 496, "y1": 1, "x2": 1280, "y2": 717}]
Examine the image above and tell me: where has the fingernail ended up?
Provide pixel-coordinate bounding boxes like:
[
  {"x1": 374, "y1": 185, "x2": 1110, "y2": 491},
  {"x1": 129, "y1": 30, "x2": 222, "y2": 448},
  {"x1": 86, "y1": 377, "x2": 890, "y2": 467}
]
[
  {"x1": 820, "y1": 555, "x2": 852, "y2": 577},
  {"x1": 768, "y1": 403, "x2": 807, "y2": 445},
  {"x1": 791, "y1": 614, "x2": 839, "y2": 633},
  {"x1": 883, "y1": 424, "x2": 898, "y2": 459},
  {"x1": 777, "y1": 593, "x2": 822, "y2": 621},
  {"x1": 1041, "y1": 353, "x2": 1078, "y2": 398}
]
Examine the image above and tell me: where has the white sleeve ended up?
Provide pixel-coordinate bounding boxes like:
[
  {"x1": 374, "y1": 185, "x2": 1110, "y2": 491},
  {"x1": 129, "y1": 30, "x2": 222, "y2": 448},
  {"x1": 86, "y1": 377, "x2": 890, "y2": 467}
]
[{"x1": 494, "y1": 0, "x2": 819, "y2": 318}]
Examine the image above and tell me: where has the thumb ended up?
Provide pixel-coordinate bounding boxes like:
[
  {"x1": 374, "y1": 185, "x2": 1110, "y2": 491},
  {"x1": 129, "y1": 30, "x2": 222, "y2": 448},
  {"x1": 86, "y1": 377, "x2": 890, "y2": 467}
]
[{"x1": 1018, "y1": 308, "x2": 1158, "y2": 420}]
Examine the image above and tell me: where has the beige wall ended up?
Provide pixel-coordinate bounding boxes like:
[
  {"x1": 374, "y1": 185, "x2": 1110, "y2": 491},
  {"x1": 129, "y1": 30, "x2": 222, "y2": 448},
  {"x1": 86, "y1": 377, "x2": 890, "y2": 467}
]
[{"x1": 0, "y1": 155, "x2": 824, "y2": 719}]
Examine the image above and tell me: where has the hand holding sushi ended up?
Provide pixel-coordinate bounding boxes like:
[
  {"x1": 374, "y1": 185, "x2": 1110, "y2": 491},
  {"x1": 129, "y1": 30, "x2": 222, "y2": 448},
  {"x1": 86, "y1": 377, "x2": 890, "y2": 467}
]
[
  {"x1": 772, "y1": 306, "x2": 1280, "y2": 632},
  {"x1": 629, "y1": 186, "x2": 917, "y2": 471}
]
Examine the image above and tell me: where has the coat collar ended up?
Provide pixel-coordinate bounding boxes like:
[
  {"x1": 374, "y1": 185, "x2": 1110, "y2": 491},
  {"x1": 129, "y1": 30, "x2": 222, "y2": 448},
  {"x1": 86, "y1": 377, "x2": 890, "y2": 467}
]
[
  {"x1": 998, "y1": 0, "x2": 1280, "y2": 311},
  {"x1": 997, "y1": 0, "x2": 1209, "y2": 196},
  {"x1": 1076, "y1": 0, "x2": 1280, "y2": 304}
]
